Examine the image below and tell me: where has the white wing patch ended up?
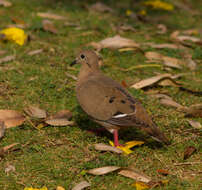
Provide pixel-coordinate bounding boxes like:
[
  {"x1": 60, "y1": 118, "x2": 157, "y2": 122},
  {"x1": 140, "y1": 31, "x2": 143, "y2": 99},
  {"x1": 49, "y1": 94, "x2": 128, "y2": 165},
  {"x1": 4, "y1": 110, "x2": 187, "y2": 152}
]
[{"x1": 113, "y1": 113, "x2": 127, "y2": 118}]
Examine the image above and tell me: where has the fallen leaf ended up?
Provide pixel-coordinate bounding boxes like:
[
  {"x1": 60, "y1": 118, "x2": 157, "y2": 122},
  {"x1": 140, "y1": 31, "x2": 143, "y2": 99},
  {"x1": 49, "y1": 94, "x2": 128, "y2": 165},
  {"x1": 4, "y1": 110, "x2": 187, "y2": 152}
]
[
  {"x1": 184, "y1": 146, "x2": 196, "y2": 160},
  {"x1": 45, "y1": 119, "x2": 74, "y2": 126},
  {"x1": 66, "y1": 73, "x2": 77, "y2": 81},
  {"x1": 90, "y1": 2, "x2": 113, "y2": 13},
  {"x1": 24, "y1": 106, "x2": 47, "y2": 119},
  {"x1": 0, "y1": 121, "x2": 5, "y2": 139},
  {"x1": 157, "y1": 24, "x2": 167, "y2": 34},
  {"x1": 0, "y1": 0, "x2": 11, "y2": 7},
  {"x1": 5, "y1": 164, "x2": 15, "y2": 174},
  {"x1": 118, "y1": 24, "x2": 136, "y2": 32},
  {"x1": 42, "y1": 19, "x2": 58, "y2": 34},
  {"x1": 0, "y1": 110, "x2": 25, "y2": 128},
  {"x1": 0, "y1": 143, "x2": 19, "y2": 157},
  {"x1": 158, "y1": 78, "x2": 180, "y2": 87},
  {"x1": 179, "y1": 87, "x2": 202, "y2": 96},
  {"x1": 132, "y1": 181, "x2": 149, "y2": 190},
  {"x1": 48, "y1": 110, "x2": 72, "y2": 120},
  {"x1": 109, "y1": 140, "x2": 144, "y2": 154},
  {"x1": 185, "y1": 105, "x2": 202, "y2": 118},
  {"x1": 0, "y1": 55, "x2": 15, "y2": 64},
  {"x1": 157, "y1": 169, "x2": 169, "y2": 176},
  {"x1": 176, "y1": 35, "x2": 201, "y2": 43},
  {"x1": 89, "y1": 35, "x2": 139, "y2": 50},
  {"x1": 145, "y1": 51, "x2": 184, "y2": 69},
  {"x1": 131, "y1": 73, "x2": 173, "y2": 89},
  {"x1": 118, "y1": 169, "x2": 151, "y2": 183},
  {"x1": 149, "y1": 93, "x2": 173, "y2": 100},
  {"x1": 72, "y1": 181, "x2": 90, "y2": 190},
  {"x1": 37, "y1": 12, "x2": 66, "y2": 20},
  {"x1": 94, "y1": 143, "x2": 123, "y2": 154},
  {"x1": 87, "y1": 166, "x2": 120, "y2": 175},
  {"x1": 27, "y1": 49, "x2": 43, "y2": 56},
  {"x1": 182, "y1": 29, "x2": 199, "y2": 35},
  {"x1": 0, "y1": 27, "x2": 27, "y2": 45},
  {"x1": 187, "y1": 120, "x2": 202, "y2": 129},
  {"x1": 159, "y1": 98, "x2": 185, "y2": 110},
  {"x1": 56, "y1": 186, "x2": 65, "y2": 190}
]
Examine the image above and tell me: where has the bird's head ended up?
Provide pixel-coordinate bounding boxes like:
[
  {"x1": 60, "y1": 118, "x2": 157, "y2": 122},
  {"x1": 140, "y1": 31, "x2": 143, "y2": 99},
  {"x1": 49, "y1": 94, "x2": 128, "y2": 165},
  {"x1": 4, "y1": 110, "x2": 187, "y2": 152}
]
[{"x1": 71, "y1": 50, "x2": 99, "y2": 71}]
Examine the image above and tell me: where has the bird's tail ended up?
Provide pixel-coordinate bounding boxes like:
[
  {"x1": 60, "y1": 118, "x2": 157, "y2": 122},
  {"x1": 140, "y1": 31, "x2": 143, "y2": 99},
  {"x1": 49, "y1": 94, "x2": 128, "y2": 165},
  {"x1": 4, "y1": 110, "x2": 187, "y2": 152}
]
[{"x1": 143, "y1": 123, "x2": 170, "y2": 145}]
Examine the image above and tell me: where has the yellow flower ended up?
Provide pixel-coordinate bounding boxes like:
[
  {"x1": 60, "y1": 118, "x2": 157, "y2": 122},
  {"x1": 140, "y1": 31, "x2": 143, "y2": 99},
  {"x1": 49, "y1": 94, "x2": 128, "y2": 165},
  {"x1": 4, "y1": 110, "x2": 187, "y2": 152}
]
[
  {"x1": 139, "y1": 10, "x2": 147, "y2": 16},
  {"x1": 24, "y1": 187, "x2": 48, "y2": 190},
  {"x1": 132, "y1": 181, "x2": 149, "y2": 190},
  {"x1": 109, "y1": 140, "x2": 144, "y2": 155},
  {"x1": 126, "y1": 9, "x2": 132, "y2": 16},
  {"x1": 0, "y1": 27, "x2": 27, "y2": 45},
  {"x1": 144, "y1": 0, "x2": 174, "y2": 11}
]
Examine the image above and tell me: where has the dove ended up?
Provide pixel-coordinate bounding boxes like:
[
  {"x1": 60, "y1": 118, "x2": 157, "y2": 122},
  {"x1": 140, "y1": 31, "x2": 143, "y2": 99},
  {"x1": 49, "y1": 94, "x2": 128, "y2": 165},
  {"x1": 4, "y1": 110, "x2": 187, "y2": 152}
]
[{"x1": 71, "y1": 50, "x2": 170, "y2": 146}]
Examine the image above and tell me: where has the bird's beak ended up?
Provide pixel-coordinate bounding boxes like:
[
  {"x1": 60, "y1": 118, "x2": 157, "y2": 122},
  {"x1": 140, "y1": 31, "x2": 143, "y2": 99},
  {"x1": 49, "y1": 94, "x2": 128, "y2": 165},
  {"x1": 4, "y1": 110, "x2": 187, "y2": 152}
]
[{"x1": 70, "y1": 60, "x2": 77, "y2": 66}]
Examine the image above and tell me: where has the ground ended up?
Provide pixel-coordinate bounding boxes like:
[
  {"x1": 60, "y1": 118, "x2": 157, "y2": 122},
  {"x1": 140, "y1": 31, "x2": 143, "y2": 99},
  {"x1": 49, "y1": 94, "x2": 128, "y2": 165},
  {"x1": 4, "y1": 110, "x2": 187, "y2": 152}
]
[{"x1": 0, "y1": 0, "x2": 201, "y2": 189}]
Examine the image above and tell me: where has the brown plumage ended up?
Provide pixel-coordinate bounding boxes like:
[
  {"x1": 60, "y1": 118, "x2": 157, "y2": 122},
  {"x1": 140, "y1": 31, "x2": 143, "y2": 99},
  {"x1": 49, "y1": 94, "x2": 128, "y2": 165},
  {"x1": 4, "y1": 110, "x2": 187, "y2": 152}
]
[{"x1": 72, "y1": 50, "x2": 170, "y2": 146}]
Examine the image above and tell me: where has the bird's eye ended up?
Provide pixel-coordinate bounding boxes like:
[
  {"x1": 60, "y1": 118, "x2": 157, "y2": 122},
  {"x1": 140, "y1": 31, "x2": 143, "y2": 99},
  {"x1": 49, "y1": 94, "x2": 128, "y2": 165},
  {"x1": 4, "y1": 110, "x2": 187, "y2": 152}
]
[{"x1": 81, "y1": 54, "x2": 85, "y2": 59}]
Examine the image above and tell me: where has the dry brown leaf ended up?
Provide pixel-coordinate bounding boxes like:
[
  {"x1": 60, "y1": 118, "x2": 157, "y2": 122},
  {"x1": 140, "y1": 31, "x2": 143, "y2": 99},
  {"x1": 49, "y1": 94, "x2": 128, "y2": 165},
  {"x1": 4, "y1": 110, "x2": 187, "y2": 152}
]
[
  {"x1": 149, "y1": 94, "x2": 173, "y2": 100},
  {"x1": 90, "y1": 2, "x2": 113, "y2": 13},
  {"x1": 0, "y1": 110, "x2": 25, "y2": 128},
  {"x1": 87, "y1": 166, "x2": 120, "y2": 175},
  {"x1": 0, "y1": 121, "x2": 5, "y2": 139},
  {"x1": 131, "y1": 74, "x2": 174, "y2": 89},
  {"x1": 0, "y1": 143, "x2": 19, "y2": 157},
  {"x1": 176, "y1": 35, "x2": 201, "y2": 43},
  {"x1": 159, "y1": 98, "x2": 185, "y2": 110},
  {"x1": 27, "y1": 49, "x2": 43, "y2": 56},
  {"x1": 66, "y1": 73, "x2": 77, "y2": 81},
  {"x1": 24, "y1": 106, "x2": 47, "y2": 119},
  {"x1": 0, "y1": 0, "x2": 11, "y2": 7},
  {"x1": 182, "y1": 29, "x2": 199, "y2": 35},
  {"x1": 0, "y1": 55, "x2": 15, "y2": 64},
  {"x1": 45, "y1": 119, "x2": 74, "y2": 126},
  {"x1": 42, "y1": 19, "x2": 58, "y2": 34},
  {"x1": 185, "y1": 108, "x2": 202, "y2": 118},
  {"x1": 183, "y1": 146, "x2": 196, "y2": 160},
  {"x1": 49, "y1": 110, "x2": 72, "y2": 120},
  {"x1": 157, "y1": 24, "x2": 167, "y2": 34},
  {"x1": 5, "y1": 164, "x2": 15, "y2": 174},
  {"x1": 94, "y1": 143, "x2": 123, "y2": 154},
  {"x1": 72, "y1": 181, "x2": 90, "y2": 190},
  {"x1": 145, "y1": 51, "x2": 184, "y2": 69},
  {"x1": 37, "y1": 12, "x2": 66, "y2": 20},
  {"x1": 158, "y1": 78, "x2": 180, "y2": 87},
  {"x1": 118, "y1": 169, "x2": 151, "y2": 183},
  {"x1": 118, "y1": 24, "x2": 136, "y2": 32},
  {"x1": 89, "y1": 35, "x2": 139, "y2": 50},
  {"x1": 187, "y1": 120, "x2": 202, "y2": 129}
]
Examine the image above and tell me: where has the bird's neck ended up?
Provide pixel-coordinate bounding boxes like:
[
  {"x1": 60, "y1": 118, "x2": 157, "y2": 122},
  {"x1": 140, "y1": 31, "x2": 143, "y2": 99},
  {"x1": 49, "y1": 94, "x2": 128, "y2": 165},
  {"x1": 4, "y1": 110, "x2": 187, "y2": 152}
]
[{"x1": 77, "y1": 64, "x2": 100, "y2": 85}]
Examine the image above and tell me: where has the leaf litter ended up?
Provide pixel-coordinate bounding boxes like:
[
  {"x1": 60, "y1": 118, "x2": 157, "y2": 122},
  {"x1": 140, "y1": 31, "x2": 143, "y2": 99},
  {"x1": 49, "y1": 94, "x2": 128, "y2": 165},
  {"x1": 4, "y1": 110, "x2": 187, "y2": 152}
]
[
  {"x1": 37, "y1": 12, "x2": 66, "y2": 20},
  {"x1": 183, "y1": 146, "x2": 197, "y2": 160},
  {"x1": 88, "y1": 35, "x2": 140, "y2": 51},
  {"x1": 72, "y1": 181, "x2": 90, "y2": 190},
  {"x1": 0, "y1": 55, "x2": 15, "y2": 64},
  {"x1": 0, "y1": 110, "x2": 25, "y2": 128},
  {"x1": 42, "y1": 19, "x2": 58, "y2": 34},
  {"x1": 90, "y1": 2, "x2": 113, "y2": 13}
]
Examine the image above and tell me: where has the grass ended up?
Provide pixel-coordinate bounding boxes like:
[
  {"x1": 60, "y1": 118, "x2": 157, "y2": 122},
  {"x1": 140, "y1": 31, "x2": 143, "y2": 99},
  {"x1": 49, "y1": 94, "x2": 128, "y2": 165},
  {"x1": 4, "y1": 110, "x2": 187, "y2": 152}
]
[{"x1": 0, "y1": 0, "x2": 202, "y2": 189}]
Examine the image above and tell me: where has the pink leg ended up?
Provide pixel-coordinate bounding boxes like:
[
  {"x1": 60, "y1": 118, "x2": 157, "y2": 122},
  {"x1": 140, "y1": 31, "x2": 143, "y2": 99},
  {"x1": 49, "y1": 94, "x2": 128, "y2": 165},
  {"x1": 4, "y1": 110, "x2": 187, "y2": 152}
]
[{"x1": 113, "y1": 129, "x2": 122, "y2": 147}]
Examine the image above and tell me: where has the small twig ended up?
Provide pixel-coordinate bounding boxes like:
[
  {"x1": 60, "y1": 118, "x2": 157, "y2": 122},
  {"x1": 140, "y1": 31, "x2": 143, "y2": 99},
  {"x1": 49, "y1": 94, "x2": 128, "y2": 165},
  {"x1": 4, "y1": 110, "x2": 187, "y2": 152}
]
[{"x1": 174, "y1": 162, "x2": 202, "y2": 166}]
